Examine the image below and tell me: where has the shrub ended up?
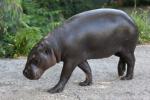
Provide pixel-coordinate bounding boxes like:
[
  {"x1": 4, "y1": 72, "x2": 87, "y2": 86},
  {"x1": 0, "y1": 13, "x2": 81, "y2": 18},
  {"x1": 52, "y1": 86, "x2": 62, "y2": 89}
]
[
  {"x1": 130, "y1": 9, "x2": 150, "y2": 43},
  {"x1": 0, "y1": 0, "x2": 22, "y2": 37},
  {"x1": 0, "y1": 0, "x2": 63, "y2": 57},
  {"x1": 0, "y1": 34, "x2": 15, "y2": 57},
  {"x1": 14, "y1": 27, "x2": 42, "y2": 57},
  {"x1": 1, "y1": 0, "x2": 150, "y2": 58},
  {"x1": 0, "y1": 27, "x2": 42, "y2": 57}
]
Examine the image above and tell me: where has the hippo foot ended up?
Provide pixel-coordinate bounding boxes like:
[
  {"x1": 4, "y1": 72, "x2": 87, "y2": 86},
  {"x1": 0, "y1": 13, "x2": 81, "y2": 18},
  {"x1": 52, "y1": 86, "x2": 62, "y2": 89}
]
[
  {"x1": 48, "y1": 86, "x2": 64, "y2": 93},
  {"x1": 118, "y1": 66, "x2": 126, "y2": 77},
  {"x1": 118, "y1": 71, "x2": 125, "y2": 77},
  {"x1": 120, "y1": 75, "x2": 133, "y2": 80},
  {"x1": 79, "y1": 80, "x2": 92, "y2": 86}
]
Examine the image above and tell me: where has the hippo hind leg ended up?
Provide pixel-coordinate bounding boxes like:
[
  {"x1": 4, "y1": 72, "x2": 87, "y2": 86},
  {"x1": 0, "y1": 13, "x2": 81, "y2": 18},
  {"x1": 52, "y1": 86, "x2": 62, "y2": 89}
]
[
  {"x1": 117, "y1": 50, "x2": 135, "y2": 80},
  {"x1": 118, "y1": 57, "x2": 126, "y2": 77},
  {"x1": 115, "y1": 53, "x2": 126, "y2": 77},
  {"x1": 78, "y1": 61, "x2": 92, "y2": 86}
]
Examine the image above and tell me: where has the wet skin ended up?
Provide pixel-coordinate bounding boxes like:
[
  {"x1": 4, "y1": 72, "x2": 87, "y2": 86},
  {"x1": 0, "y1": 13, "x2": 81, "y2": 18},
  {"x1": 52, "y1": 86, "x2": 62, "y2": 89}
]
[{"x1": 23, "y1": 8, "x2": 138, "y2": 93}]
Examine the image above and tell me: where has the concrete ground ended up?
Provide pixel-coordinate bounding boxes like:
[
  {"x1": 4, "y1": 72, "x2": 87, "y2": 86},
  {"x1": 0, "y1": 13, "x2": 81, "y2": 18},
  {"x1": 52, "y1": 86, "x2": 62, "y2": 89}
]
[{"x1": 0, "y1": 45, "x2": 150, "y2": 100}]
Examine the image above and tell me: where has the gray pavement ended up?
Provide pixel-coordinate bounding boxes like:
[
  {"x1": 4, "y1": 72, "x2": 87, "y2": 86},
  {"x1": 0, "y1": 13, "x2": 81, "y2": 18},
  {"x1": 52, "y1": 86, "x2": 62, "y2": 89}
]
[{"x1": 0, "y1": 45, "x2": 150, "y2": 100}]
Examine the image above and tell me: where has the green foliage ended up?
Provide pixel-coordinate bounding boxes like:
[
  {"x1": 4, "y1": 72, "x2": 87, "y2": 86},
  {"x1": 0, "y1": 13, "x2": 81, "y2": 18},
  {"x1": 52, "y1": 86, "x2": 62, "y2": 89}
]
[
  {"x1": 0, "y1": 0, "x2": 23, "y2": 57},
  {"x1": 0, "y1": 0, "x2": 150, "y2": 58},
  {"x1": 0, "y1": 0, "x2": 22, "y2": 37},
  {"x1": 22, "y1": 0, "x2": 63, "y2": 35},
  {"x1": 0, "y1": 0, "x2": 63, "y2": 57},
  {"x1": 0, "y1": 34, "x2": 15, "y2": 57},
  {"x1": 131, "y1": 9, "x2": 150, "y2": 43},
  {"x1": 0, "y1": 27, "x2": 42, "y2": 57},
  {"x1": 14, "y1": 27, "x2": 42, "y2": 56}
]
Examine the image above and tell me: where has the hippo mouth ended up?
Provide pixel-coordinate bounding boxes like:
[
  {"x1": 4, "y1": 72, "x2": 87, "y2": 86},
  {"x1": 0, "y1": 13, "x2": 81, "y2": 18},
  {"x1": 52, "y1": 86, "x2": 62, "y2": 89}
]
[{"x1": 23, "y1": 68, "x2": 43, "y2": 80}]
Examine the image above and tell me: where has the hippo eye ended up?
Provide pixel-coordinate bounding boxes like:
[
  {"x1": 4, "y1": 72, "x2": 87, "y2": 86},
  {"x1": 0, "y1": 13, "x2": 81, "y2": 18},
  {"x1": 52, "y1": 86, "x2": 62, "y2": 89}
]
[
  {"x1": 33, "y1": 59, "x2": 39, "y2": 65},
  {"x1": 44, "y1": 49, "x2": 51, "y2": 55}
]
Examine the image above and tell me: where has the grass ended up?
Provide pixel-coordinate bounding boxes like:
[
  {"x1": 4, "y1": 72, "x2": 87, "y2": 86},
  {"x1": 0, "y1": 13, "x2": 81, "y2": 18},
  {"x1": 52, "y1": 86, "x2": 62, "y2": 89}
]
[{"x1": 130, "y1": 8, "x2": 150, "y2": 43}]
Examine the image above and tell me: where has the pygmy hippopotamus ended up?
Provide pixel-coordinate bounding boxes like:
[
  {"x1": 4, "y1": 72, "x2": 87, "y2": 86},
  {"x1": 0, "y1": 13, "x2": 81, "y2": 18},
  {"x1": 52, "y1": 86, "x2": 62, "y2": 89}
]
[{"x1": 23, "y1": 8, "x2": 138, "y2": 93}]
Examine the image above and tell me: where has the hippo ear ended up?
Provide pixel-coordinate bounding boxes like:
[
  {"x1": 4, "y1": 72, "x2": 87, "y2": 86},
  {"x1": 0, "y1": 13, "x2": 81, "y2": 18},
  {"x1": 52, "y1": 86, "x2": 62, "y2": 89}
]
[
  {"x1": 38, "y1": 44, "x2": 44, "y2": 51},
  {"x1": 38, "y1": 41, "x2": 46, "y2": 51},
  {"x1": 39, "y1": 40, "x2": 50, "y2": 49}
]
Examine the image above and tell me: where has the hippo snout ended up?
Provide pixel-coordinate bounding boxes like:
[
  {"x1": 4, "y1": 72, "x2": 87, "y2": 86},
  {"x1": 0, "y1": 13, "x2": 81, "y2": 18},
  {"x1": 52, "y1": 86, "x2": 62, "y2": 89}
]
[
  {"x1": 23, "y1": 68, "x2": 36, "y2": 80},
  {"x1": 23, "y1": 65, "x2": 44, "y2": 80}
]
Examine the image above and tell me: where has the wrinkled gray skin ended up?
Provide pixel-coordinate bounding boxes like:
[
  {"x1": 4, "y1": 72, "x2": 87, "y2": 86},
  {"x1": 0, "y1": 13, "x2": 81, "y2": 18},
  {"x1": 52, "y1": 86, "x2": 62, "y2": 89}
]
[{"x1": 23, "y1": 8, "x2": 138, "y2": 93}]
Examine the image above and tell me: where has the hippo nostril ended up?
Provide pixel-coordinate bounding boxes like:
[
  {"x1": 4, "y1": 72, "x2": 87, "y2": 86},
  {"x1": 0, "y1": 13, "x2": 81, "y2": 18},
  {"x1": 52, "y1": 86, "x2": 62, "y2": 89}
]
[
  {"x1": 23, "y1": 69, "x2": 28, "y2": 75},
  {"x1": 25, "y1": 69, "x2": 28, "y2": 73}
]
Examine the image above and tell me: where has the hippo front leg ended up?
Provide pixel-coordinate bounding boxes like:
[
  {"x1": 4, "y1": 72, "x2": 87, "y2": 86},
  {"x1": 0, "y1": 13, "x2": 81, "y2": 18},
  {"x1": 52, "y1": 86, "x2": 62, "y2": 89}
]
[
  {"x1": 48, "y1": 60, "x2": 77, "y2": 93},
  {"x1": 78, "y1": 61, "x2": 92, "y2": 86}
]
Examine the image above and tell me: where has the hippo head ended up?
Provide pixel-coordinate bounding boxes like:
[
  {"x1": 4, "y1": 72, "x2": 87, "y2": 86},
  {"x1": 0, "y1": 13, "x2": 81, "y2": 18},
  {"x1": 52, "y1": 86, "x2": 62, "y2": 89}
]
[{"x1": 23, "y1": 40, "x2": 57, "y2": 80}]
